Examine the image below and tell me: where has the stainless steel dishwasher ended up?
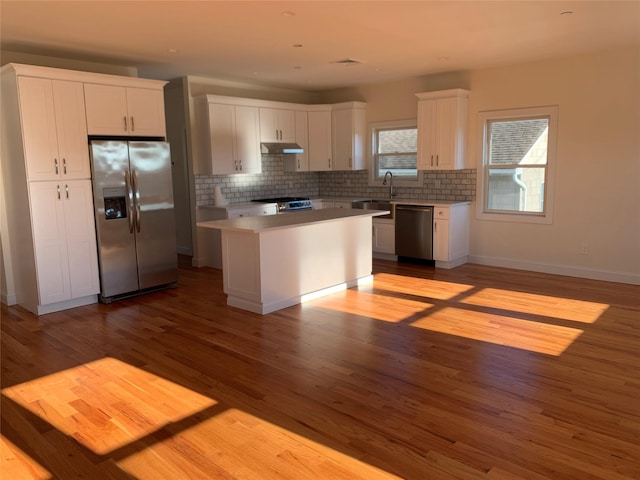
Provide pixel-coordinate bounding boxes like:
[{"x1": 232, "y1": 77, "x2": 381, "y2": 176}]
[{"x1": 395, "y1": 204, "x2": 434, "y2": 261}]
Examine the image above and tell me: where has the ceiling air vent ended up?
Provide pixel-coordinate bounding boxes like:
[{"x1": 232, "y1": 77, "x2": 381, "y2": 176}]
[{"x1": 331, "y1": 58, "x2": 363, "y2": 66}]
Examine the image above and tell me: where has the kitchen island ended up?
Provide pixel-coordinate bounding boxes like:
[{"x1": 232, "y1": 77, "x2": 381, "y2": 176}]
[{"x1": 197, "y1": 208, "x2": 388, "y2": 314}]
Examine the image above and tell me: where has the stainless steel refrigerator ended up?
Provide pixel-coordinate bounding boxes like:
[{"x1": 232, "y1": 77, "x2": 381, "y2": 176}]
[{"x1": 89, "y1": 140, "x2": 178, "y2": 302}]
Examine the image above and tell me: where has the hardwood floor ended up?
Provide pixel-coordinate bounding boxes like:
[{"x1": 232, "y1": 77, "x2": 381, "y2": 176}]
[{"x1": 2, "y1": 258, "x2": 639, "y2": 479}]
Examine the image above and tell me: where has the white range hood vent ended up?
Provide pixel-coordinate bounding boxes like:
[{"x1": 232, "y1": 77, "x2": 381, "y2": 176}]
[{"x1": 261, "y1": 142, "x2": 303, "y2": 155}]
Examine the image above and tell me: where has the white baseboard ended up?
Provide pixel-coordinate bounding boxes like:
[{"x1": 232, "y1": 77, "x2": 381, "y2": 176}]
[
  {"x1": 467, "y1": 254, "x2": 640, "y2": 285},
  {"x1": 1, "y1": 291, "x2": 17, "y2": 306}
]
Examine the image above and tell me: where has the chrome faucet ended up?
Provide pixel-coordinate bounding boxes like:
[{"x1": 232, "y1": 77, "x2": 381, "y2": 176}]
[{"x1": 383, "y1": 170, "x2": 394, "y2": 199}]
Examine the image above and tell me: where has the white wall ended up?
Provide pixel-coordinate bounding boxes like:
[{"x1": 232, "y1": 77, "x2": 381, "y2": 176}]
[
  {"x1": 466, "y1": 47, "x2": 639, "y2": 283},
  {"x1": 322, "y1": 46, "x2": 639, "y2": 284}
]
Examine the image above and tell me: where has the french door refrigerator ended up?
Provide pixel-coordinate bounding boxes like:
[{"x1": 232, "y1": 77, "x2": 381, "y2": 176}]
[{"x1": 89, "y1": 140, "x2": 178, "y2": 302}]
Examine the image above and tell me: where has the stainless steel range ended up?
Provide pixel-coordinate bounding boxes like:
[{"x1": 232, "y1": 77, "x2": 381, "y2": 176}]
[{"x1": 252, "y1": 197, "x2": 313, "y2": 213}]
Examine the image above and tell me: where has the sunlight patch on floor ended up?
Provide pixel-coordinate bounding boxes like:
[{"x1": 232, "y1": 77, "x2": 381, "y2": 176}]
[
  {"x1": 1, "y1": 357, "x2": 217, "y2": 455},
  {"x1": 1, "y1": 434, "x2": 51, "y2": 480},
  {"x1": 460, "y1": 288, "x2": 609, "y2": 323},
  {"x1": 310, "y1": 289, "x2": 433, "y2": 323},
  {"x1": 411, "y1": 307, "x2": 584, "y2": 355},
  {"x1": 373, "y1": 273, "x2": 475, "y2": 300},
  {"x1": 119, "y1": 407, "x2": 402, "y2": 480}
]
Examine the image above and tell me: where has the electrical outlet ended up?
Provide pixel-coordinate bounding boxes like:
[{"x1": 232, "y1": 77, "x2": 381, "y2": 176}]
[{"x1": 580, "y1": 243, "x2": 590, "y2": 255}]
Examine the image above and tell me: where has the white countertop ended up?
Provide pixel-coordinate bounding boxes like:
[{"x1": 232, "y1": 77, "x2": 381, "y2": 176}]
[
  {"x1": 315, "y1": 197, "x2": 471, "y2": 208},
  {"x1": 197, "y1": 208, "x2": 389, "y2": 233}
]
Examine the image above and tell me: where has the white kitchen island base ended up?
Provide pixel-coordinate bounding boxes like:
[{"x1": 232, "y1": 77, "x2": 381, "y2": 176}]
[{"x1": 198, "y1": 209, "x2": 386, "y2": 314}]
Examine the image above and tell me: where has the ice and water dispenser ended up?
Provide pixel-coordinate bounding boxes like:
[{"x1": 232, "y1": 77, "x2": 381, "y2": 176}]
[{"x1": 103, "y1": 187, "x2": 127, "y2": 220}]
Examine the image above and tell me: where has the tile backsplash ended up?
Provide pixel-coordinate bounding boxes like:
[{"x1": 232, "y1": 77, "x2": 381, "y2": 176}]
[{"x1": 195, "y1": 155, "x2": 476, "y2": 205}]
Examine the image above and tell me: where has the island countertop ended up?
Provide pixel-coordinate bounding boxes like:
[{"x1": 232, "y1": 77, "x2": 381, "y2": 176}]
[{"x1": 197, "y1": 207, "x2": 389, "y2": 233}]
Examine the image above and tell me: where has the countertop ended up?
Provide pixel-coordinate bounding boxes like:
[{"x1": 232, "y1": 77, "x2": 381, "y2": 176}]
[
  {"x1": 315, "y1": 197, "x2": 471, "y2": 208},
  {"x1": 197, "y1": 208, "x2": 389, "y2": 233}
]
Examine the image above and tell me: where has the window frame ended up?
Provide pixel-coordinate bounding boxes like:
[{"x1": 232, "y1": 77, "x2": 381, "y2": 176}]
[
  {"x1": 368, "y1": 119, "x2": 423, "y2": 187},
  {"x1": 476, "y1": 105, "x2": 558, "y2": 224}
]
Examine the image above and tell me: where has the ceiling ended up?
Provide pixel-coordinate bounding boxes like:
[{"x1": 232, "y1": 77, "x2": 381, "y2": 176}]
[{"x1": 1, "y1": 1, "x2": 639, "y2": 91}]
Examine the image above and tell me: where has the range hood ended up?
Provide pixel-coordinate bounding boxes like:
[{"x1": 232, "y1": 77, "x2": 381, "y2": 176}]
[{"x1": 261, "y1": 142, "x2": 304, "y2": 155}]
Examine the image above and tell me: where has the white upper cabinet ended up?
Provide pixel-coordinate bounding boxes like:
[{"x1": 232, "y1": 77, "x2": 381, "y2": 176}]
[
  {"x1": 283, "y1": 110, "x2": 309, "y2": 172},
  {"x1": 307, "y1": 108, "x2": 333, "y2": 171},
  {"x1": 84, "y1": 84, "x2": 166, "y2": 137},
  {"x1": 416, "y1": 89, "x2": 469, "y2": 170},
  {"x1": 332, "y1": 102, "x2": 366, "y2": 171},
  {"x1": 195, "y1": 96, "x2": 261, "y2": 175},
  {"x1": 259, "y1": 108, "x2": 296, "y2": 143},
  {"x1": 17, "y1": 76, "x2": 90, "y2": 181}
]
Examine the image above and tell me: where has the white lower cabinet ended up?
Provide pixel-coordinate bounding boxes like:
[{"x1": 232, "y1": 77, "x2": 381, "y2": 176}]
[
  {"x1": 432, "y1": 204, "x2": 470, "y2": 268},
  {"x1": 372, "y1": 219, "x2": 395, "y2": 254},
  {"x1": 29, "y1": 180, "x2": 100, "y2": 309}
]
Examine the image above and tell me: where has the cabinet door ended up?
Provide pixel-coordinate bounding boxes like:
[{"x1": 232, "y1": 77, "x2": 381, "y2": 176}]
[
  {"x1": 332, "y1": 108, "x2": 352, "y2": 170},
  {"x1": 417, "y1": 99, "x2": 438, "y2": 170},
  {"x1": 126, "y1": 87, "x2": 166, "y2": 137},
  {"x1": 84, "y1": 84, "x2": 129, "y2": 135},
  {"x1": 18, "y1": 77, "x2": 61, "y2": 181},
  {"x1": 373, "y1": 221, "x2": 395, "y2": 254},
  {"x1": 276, "y1": 109, "x2": 296, "y2": 142},
  {"x1": 52, "y1": 81, "x2": 91, "y2": 179},
  {"x1": 18, "y1": 77, "x2": 90, "y2": 181},
  {"x1": 284, "y1": 110, "x2": 309, "y2": 172},
  {"x1": 208, "y1": 103, "x2": 236, "y2": 174},
  {"x1": 29, "y1": 181, "x2": 71, "y2": 305},
  {"x1": 433, "y1": 218, "x2": 450, "y2": 261},
  {"x1": 259, "y1": 108, "x2": 279, "y2": 142},
  {"x1": 234, "y1": 105, "x2": 261, "y2": 173},
  {"x1": 434, "y1": 97, "x2": 458, "y2": 169},
  {"x1": 259, "y1": 108, "x2": 295, "y2": 143},
  {"x1": 308, "y1": 110, "x2": 332, "y2": 171},
  {"x1": 62, "y1": 180, "x2": 100, "y2": 298}
]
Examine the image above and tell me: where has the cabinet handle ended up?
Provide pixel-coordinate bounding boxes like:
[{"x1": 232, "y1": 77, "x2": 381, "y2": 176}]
[
  {"x1": 328, "y1": 158, "x2": 331, "y2": 168},
  {"x1": 297, "y1": 158, "x2": 300, "y2": 169},
  {"x1": 124, "y1": 116, "x2": 128, "y2": 132},
  {"x1": 349, "y1": 157, "x2": 352, "y2": 168},
  {"x1": 65, "y1": 184, "x2": 69, "y2": 199},
  {"x1": 63, "y1": 158, "x2": 67, "y2": 175},
  {"x1": 54, "y1": 158, "x2": 59, "y2": 174},
  {"x1": 57, "y1": 185, "x2": 61, "y2": 200},
  {"x1": 430, "y1": 155, "x2": 434, "y2": 167},
  {"x1": 434, "y1": 220, "x2": 438, "y2": 232},
  {"x1": 131, "y1": 116, "x2": 135, "y2": 132},
  {"x1": 436, "y1": 154, "x2": 439, "y2": 166},
  {"x1": 239, "y1": 160, "x2": 243, "y2": 171}
]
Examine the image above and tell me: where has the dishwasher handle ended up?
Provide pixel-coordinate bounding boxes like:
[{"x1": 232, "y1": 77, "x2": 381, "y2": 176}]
[{"x1": 395, "y1": 205, "x2": 434, "y2": 213}]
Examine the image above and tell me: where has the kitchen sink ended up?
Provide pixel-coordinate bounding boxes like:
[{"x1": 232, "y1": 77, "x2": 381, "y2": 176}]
[{"x1": 351, "y1": 199, "x2": 393, "y2": 219}]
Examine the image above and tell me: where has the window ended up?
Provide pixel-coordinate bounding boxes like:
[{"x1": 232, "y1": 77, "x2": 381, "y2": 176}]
[
  {"x1": 369, "y1": 120, "x2": 422, "y2": 186},
  {"x1": 477, "y1": 106, "x2": 558, "y2": 224}
]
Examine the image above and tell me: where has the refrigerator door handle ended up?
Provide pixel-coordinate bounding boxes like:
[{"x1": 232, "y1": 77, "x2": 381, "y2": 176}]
[
  {"x1": 132, "y1": 169, "x2": 141, "y2": 233},
  {"x1": 125, "y1": 171, "x2": 134, "y2": 234}
]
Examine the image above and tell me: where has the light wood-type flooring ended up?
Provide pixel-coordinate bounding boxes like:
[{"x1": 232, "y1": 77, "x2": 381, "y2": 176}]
[{"x1": 2, "y1": 258, "x2": 639, "y2": 479}]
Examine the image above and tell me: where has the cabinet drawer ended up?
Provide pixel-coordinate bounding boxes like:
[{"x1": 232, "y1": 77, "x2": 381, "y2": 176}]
[{"x1": 434, "y1": 207, "x2": 450, "y2": 220}]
